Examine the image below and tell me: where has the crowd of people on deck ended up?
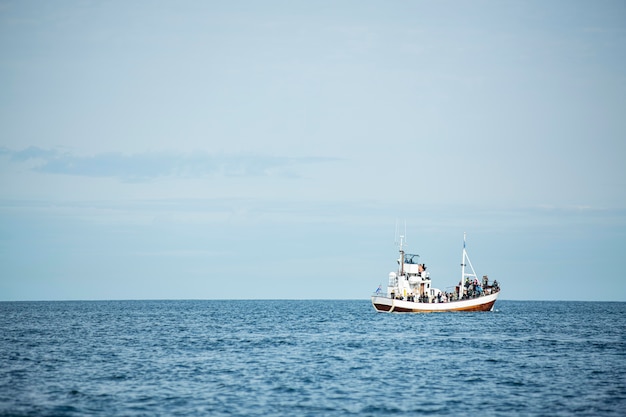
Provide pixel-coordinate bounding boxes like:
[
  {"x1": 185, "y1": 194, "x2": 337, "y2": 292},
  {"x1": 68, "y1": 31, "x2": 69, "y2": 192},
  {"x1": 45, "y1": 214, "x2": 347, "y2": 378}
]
[
  {"x1": 391, "y1": 275, "x2": 500, "y2": 303},
  {"x1": 458, "y1": 276, "x2": 500, "y2": 300}
]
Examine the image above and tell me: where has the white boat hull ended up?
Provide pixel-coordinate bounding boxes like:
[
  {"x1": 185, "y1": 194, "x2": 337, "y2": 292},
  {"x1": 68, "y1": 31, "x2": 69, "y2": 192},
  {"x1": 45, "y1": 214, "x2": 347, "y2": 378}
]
[{"x1": 371, "y1": 291, "x2": 499, "y2": 313}]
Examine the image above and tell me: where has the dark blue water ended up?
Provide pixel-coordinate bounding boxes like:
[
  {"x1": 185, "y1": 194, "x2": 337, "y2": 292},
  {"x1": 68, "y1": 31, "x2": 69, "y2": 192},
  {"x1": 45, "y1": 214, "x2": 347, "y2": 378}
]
[{"x1": 1, "y1": 300, "x2": 624, "y2": 416}]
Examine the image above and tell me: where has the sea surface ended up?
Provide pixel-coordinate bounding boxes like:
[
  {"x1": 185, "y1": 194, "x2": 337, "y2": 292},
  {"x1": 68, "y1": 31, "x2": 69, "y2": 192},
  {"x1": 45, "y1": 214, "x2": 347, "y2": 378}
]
[{"x1": 0, "y1": 300, "x2": 624, "y2": 416}]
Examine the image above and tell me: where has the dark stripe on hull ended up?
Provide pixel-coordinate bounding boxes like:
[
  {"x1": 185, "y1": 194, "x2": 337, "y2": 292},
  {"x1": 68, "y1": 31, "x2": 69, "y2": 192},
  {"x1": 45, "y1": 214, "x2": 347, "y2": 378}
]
[
  {"x1": 373, "y1": 299, "x2": 496, "y2": 313},
  {"x1": 372, "y1": 303, "x2": 393, "y2": 312}
]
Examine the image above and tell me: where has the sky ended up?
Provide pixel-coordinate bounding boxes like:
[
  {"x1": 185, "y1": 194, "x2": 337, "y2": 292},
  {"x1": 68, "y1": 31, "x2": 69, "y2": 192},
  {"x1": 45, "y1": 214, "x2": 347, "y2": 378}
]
[{"x1": 1, "y1": 0, "x2": 625, "y2": 301}]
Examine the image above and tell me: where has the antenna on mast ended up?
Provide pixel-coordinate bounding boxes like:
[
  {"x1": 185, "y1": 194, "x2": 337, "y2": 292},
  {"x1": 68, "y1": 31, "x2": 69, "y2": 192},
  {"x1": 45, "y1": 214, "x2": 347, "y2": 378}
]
[
  {"x1": 394, "y1": 218, "x2": 399, "y2": 247},
  {"x1": 394, "y1": 219, "x2": 407, "y2": 250},
  {"x1": 403, "y1": 220, "x2": 407, "y2": 248}
]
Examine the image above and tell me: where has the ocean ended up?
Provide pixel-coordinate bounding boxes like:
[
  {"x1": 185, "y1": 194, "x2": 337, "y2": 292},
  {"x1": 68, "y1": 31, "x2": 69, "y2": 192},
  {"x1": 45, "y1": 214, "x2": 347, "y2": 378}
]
[{"x1": 0, "y1": 300, "x2": 624, "y2": 416}]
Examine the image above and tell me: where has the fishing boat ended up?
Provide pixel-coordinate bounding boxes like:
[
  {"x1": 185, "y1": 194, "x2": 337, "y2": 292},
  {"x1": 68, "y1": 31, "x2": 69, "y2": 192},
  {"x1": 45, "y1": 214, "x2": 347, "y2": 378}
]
[{"x1": 371, "y1": 233, "x2": 500, "y2": 313}]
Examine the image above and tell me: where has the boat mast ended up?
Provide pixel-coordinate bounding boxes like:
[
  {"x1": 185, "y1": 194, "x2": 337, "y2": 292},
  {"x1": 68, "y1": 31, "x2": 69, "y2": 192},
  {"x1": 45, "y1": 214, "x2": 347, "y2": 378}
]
[
  {"x1": 460, "y1": 232, "x2": 478, "y2": 299},
  {"x1": 460, "y1": 233, "x2": 466, "y2": 299},
  {"x1": 399, "y1": 234, "x2": 405, "y2": 276},
  {"x1": 396, "y1": 220, "x2": 406, "y2": 276}
]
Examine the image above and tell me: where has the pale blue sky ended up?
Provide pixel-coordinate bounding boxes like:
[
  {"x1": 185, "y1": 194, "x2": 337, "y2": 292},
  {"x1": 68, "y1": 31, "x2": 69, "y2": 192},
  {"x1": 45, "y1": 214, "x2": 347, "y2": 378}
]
[{"x1": 1, "y1": 0, "x2": 625, "y2": 301}]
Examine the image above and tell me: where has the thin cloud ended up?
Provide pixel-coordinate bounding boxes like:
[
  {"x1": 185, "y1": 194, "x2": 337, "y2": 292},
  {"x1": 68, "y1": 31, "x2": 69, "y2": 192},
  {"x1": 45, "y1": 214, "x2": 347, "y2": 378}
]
[{"x1": 0, "y1": 147, "x2": 336, "y2": 181}]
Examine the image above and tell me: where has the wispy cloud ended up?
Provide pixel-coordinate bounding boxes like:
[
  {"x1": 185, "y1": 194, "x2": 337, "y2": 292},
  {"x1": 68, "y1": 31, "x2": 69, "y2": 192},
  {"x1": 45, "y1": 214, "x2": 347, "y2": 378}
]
[{"x1": 0, "y1": 147, "x2": 336, "y2": 181}]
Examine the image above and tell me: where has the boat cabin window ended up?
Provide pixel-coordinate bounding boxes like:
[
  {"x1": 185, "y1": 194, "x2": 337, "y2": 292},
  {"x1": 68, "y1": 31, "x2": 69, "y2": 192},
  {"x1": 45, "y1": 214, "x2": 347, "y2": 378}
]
[{"x1": 404, "y1": 254, "x2": 420, "y2": 264}]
